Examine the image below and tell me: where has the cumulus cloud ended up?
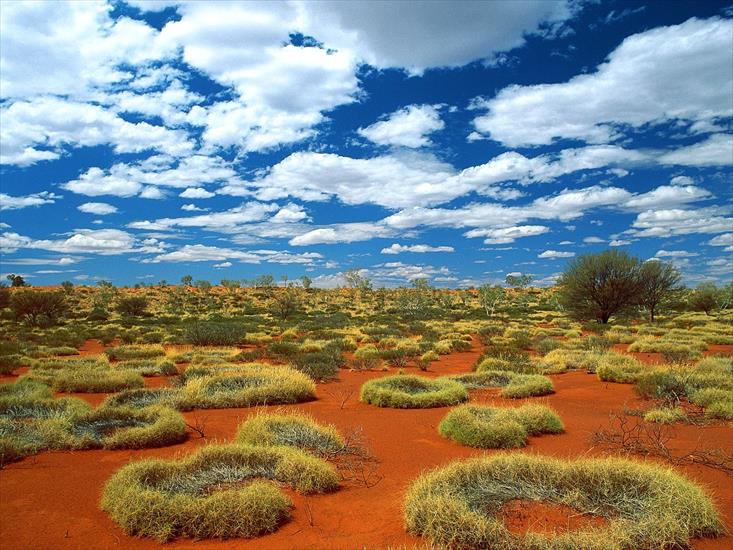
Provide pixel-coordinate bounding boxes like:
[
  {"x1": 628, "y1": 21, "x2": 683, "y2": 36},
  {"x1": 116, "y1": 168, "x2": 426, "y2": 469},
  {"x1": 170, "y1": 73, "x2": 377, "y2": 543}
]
[
  {"x1": 179, "y1": 188, "x2": 215, "y2": 199},
  {"x1": 538, "y1": 250, "x2": 575, "y2": 259},
  {"x1": 78, "y1": 202, "x2": 118, "y2": 215},
  {"x1": 358, "y1": 104, "x2": 444, "y2": 148},
  {"x1": 0, "y1": 191, "x2": 61, "y2": 210},
  {"x1": 0, "y1": 229, "x2": 143, "y2": 255},
  {"x1": 380, "y1": 243, "x2": 454, "y2": 254},
  {"x1": 471, "y1": 17, "x2": 733, "y2": 146}
]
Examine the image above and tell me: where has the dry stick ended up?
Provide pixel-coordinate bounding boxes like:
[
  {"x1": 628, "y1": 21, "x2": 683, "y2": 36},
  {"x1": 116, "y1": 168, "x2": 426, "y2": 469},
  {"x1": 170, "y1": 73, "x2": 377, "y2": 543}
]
[{"x1": 591, "y1": 410, "x2": 733, "y2": 476}]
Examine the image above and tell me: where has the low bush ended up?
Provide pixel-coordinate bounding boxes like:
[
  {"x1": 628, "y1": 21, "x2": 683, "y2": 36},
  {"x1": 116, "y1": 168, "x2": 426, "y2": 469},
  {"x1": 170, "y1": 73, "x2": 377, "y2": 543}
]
[
  {"x1": 360, "y1": 375, "x2": 467, "y2": 408},
  {"x1": 438, "y1": 404, "x2": 563, "y2": 449},
  {"x1": 106, "y1": 344, "x2": 165, "y2": 361},
  {"x1": 351, "y1": 345, "x2": 381, "y2": 370},
  {"x1": 404, "y1": 454, "x2": 723, "y2": 549},
  {"x1": 236, "y1": 412, "x2": 344, "y2": 456},
  {"x1": 644, "y1": 406, "x2": 686, "y2": 424},
  {"x1": 540, "y1": 349, "x2": 602, "y2": 374},
  {"x1": 184, "y1": 322, "x2": 245, "y2": 346},
  {"x1": 10, "y1": 290, "x2": 67, "y2": 327},
  {"x1": 114, "y1": 359, "x2": 177, "y2": 376},
  {"x1": 175, "y1": 364, "x2": 316, "y2": 410},
  {"x1": 596, "y1": 353, "x2": 644, "y2": 383},
  {"x1": 290, "y1": 350, "x2": 343, "y2": 381},
  {"x1": 21, "y1": 366, "x2": 144, "y2": 393},
  {"x1": 101, "y1": 444, "x2": 338, "y2": 541},
  {"x1": 449, "y1": 370, "x2": 554, "y2": 398}
]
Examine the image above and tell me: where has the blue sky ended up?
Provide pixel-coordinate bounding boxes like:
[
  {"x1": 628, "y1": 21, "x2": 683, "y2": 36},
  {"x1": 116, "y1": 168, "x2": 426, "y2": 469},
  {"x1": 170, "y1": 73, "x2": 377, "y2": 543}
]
[{"x1": 1, "y1": 0, "x2": 731, "y2": 288}]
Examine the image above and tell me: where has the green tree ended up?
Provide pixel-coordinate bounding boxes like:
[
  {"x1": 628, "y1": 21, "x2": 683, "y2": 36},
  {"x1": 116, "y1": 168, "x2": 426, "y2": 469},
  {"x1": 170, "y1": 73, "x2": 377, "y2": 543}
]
[
  {"x1": 505, "y1": 273, "x2": 533, "y2": 289},
  {"x1": 558, "y1": 250, "x2": 643, "y2": 324},
  {"x1": 6, "y1": 274, "x2": 27, "y2": 287},
  {"x1": 60, "y1": 281, "x2": 74, "y2": 294},
  {"x1": 690, "y1": 282, "x2": 720, "y2": 315},
  {"x1": 271, "y1": 288, "x2": 301, "y2": 320},
  {"x1": 300, "y1": 275, "x2": 312, "y2": 290},
  {"x1": 10, "y1": 290, "x2": 67, "y2": 326},
  {"x1": 116, "y1": 296, "x2": 149, "y2": 317},
  {"x1": 637, "y1": 260, "x2": 681, "y2": 322},
  {"x1": 478, "y1": 284, "x2": 504, "y2": 317},
  {"x1": 180, "y1": 275, "x2": 193, "y2": 286}
]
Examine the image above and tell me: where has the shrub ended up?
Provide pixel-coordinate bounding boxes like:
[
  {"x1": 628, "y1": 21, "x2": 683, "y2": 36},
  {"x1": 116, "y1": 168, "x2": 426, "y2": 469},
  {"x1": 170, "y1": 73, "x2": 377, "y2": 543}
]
[
  {"x1": 540, "y1": 349, "x2": 601, "y2": 374},
  {"x1": 404, "y1": 454, "x2": 723, "y2": 549},
  {"x1": 438, "y1": 404, "x2": 563, "y2": 449},
  {"x1": 596, "y1": 353, "x2": 644, "y2": 383},
  {"x1": 352, "y1": 345, "x2": 381, "y2": 370},
  {"x1": 101, "y1": 444, "x2": 338, "y2": 541},
  {"x1": 236, "y1": 412, "x2": 344, "y2": 456},
  {"x1": 184, "y1": 322, "x2": 245, "y2": 346},
  {"x1": 10, "y1": 290, "x2": 67, "y2": 327},
  {"x1": 534, "y1": 337, "x2": 561, "y2": 356},
  {"x1": 290, "y1": 351, "x2": 342, "y2": 381},
  {"x1": 360, "y1": 375, "x2": 467, "y2": 408},
  {"x1": 175, "y1": 364, "x2": 316, "y2": 410},
  {"x1": 106, "y1": 344, "x2": 165, "y2": 361},
  {"x1": 115, "y1": 296, "x2": 149, "y2": 317},
  {"x1": 22, "y1": 367, "x2": 144, "y2": 393},
  {"x1": 635, "y1": 368, "x2": 687, "y2": 402},
  {"x1": 644, "y1": 406, "x2": 686, "y2": 424},
  {"x1": 449, "y1": 371, "x2": 554, "y2": 398},
  {"x1": 114, "y1": 359, "x2": 177, "y2": 376}
]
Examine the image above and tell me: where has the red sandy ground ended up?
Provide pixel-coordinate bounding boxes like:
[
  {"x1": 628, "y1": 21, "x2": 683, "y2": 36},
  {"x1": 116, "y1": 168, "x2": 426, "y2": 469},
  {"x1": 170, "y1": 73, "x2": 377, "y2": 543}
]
[{"x1": 1, "y1": 341, "x2": 732, "y2": 549}]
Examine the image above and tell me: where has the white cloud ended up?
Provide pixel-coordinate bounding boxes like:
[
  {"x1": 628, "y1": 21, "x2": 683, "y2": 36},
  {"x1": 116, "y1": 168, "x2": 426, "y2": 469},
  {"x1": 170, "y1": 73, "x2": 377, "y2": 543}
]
[
  {"x1": 381, "y1": 243, "x2": 454, "y2": 254},
  {"x1": 128, "y1": 202, "x2": 279, "y2": 232},
  {"x1": 622, "y1": 184, "x2": 712, "y2": 211},
  {"x1": 707, "y1": 233, "x2": 733, "y2": 252},
  {"x1": 144, "y1": 244, "x2": 323, "y2": 265},
  {"x1": 289, "y1": 222, "x2": 394, "y2": 246},
  {"x1": 471, "y1": 17, "x2": 733, "y2": 146},
  {"x1": 213, "y1": 262, "x2": 233, "y2": 268},
  {"x1": 1, "y1": 97, "x2": 193, "y2": 166},
  {"x1": 655, "y1": 250, "x2": 699, "y2": 258},
  {"x1": 78, "y1": 202, "x2": 118, "y2": 215},
  {"x1": 464, "y1": 225, "x2": 549, "y2": 244},
  {"x1": 299, "y1": 1, "x2": 576, "y2": 73},
  {"x1": 583, "y1": 236, "x2": 605, "y2": 243},
  {"x1": 0, "y1": 191, "x2": 61, "y2": 210},
  {"x1": 179, "y1": 188, "x2": 215, "y2": 199},
  {"x1": 538, "y1": 250, "x2": 575, "y2": 259},
  {"x1": 608, "y1": 239, "x2": 632, "y2": 247},
  {"x1": 658, "y1": 134, "x2": 733, "y2": 167},
  {"x1": 181, "y1": 204, "x2": 207, "y2": 212},
  {"x1": 1, "y1": 229, "x2": 139, "y2": 255},
  {"x1": 358, "y1": 104, "x2": 444, "y2": 148},
  {"x1": 628, "y1": 207, "x2": 733, "y2": 238}
]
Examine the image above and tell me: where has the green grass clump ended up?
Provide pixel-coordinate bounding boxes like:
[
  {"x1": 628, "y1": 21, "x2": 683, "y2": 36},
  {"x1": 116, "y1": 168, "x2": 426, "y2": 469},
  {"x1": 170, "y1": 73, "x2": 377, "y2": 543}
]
[
  {"x1": 0, "y1": 380, "x2": 186, "y2": 465},
  {"x1": 106, "y1": 344, "x2": 166, "y2": 361},
  {"x1": 101, "y1": 388, "x2": 178, "y2": 409},
  {"x1": 70, "y1": 405, "x2": 187, "y2": 449},
  {"x1": 596, "y1": 353, "x2": 645, "y2": 383},
  {"x1": 236, "y1": 412, "x2": 345, "y2": 457},
  {"x1": 438, "y1": 404, "x2": 563, "y2": 449},
  {"x1": 360, "y1": 375, "x2": 467, "y2": 408},
  {"x1": 449, "y1": 370, "x2": 554, "y2": 398},
  {"x1": 21, "y1": 366, "x2": 144, "y2": 393},
  {"x1": 114, "y1": 358, "x2": 177, "y2": 376},
  {"x1": 183, "y1": 322, "x2": 245, "y2": 346},
  {"x1": 404, "y1": 454, "x2": 723, "y2": 550},
  {"x1": 101, "y1": 444, "x2": 338, "y2": 541},
  {"x1": 176, "y1": 364, "x2": 316, "y2": 410},
  {"x1": 540, "y1": 349, "x2": 602, "y2": 374},
  {"x1": 644, "y1": 406, "x2": 686, "y2": 424}
]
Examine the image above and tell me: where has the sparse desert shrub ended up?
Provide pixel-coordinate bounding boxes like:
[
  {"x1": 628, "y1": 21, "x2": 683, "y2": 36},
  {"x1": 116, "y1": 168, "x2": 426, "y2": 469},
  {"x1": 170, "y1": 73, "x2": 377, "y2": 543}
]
[
  {"x1": 114, "y1": 358, "x2": 177, "y2": 376},
  {"x1": 236, "y1": 412, "x2": 344, "y2": 456},
  {"x1": 360, "y1": 375, "x2": 467, "y2": 408},
  {"x1": 404, "y1": 454, "x2": 723, "y2": 549},
  {"x1": 290, "y1": 350, "x2": 342, "y2": 381},
  {"x1": 175, "y1": 364, "x2": 316, "y2": 410},
  {"x1": 635, "y1": 368, "x2": 687, "y2": 402},
  {"x1": 644, "y1": 406, "x2": 686, "y2": 424},
  {"x1": 352, "y1": 345, "x2": 381, "y2": 370},
  {"x1": 449, "y1": 371, "x2": 554, "y2": 398},
  {"x1": 0, "y1": 353, "x2": 26, "y2": 375},
  {"x1": 102, "y1": 388, "x2": 178, "y2": 410},
  {"x1": 596, "y1": 353, "x2": 644, "y2": 383},
  {"x1": 106, "y1": 344, "x2": 165, "y2": 361},
  {"x1": 101, "y1": 444, "x2": 338, "y2": 541},
  {"x1": 540, "y1": 349, "x2": 601, "y2": 374},
  {"x1": 438, "y1": 404, "x2": 563, "y2": 449},
  {"x1": 10, "y1": 290, "x2": 67, "y2": 327},
  {"x1": 22, "y1": 366, "x2": 144, "y2": 393},
  {"x1": 184, "y1": 321, "x2": 245, "y2": 346},
  {"x1": 115, "y1": 296, "x2": 149, "y2": 317},
  {"x1": 534, "y1": 337, "x2": 561, "y2": 356}
]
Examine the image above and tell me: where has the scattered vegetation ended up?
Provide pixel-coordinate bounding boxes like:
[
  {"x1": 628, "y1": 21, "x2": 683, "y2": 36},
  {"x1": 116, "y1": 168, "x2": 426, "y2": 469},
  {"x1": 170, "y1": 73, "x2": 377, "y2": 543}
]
[{"x1": 360, "y1": 375, "x2": 467, "y2": 408}]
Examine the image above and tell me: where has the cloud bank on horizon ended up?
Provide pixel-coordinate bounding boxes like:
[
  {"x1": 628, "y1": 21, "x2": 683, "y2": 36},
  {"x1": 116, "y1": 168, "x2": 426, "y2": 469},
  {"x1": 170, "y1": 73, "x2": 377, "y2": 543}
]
[{"x1": 0, "y1": 0, "x2": 731, "y2": 288}]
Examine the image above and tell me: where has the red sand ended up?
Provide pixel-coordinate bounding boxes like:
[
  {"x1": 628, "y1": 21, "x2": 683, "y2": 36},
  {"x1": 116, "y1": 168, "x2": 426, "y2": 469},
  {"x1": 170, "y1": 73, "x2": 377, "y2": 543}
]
[{"x1": 1, "y1": 341, "x2": 732, "y2": 549}]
